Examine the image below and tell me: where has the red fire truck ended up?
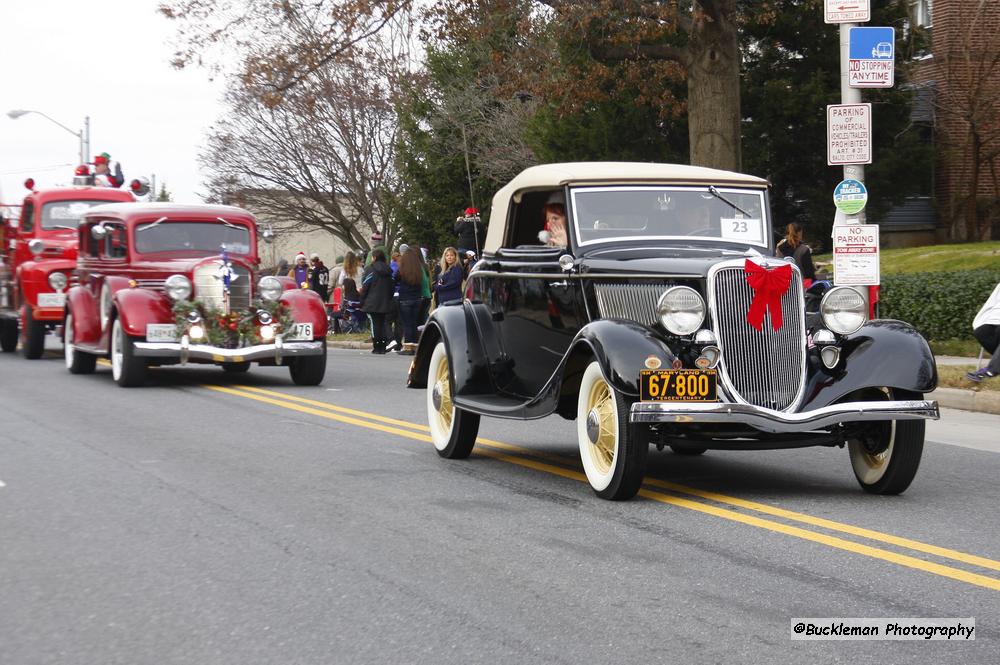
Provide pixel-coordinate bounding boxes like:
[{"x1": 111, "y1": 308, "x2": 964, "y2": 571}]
[{"x1": 0, "y1": 171, "x2": 143, "y2": 357}]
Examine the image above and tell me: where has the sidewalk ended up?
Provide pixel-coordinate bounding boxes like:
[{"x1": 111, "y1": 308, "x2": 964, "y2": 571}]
[
  {"x1": 326, "y1": 342, "x2": 1000, "y2": 416},
  {"x1": 930, "y1": 355, "x2": 1000, "y2": 415}
]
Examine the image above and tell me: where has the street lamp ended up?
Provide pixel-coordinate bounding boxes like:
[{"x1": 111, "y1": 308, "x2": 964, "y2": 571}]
[{"x1": 6, "y1": 109, "x2": 90, "y2": 165}]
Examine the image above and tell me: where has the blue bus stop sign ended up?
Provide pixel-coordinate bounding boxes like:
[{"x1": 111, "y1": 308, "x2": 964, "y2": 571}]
[{"x1": 849, "y1": 27, "x2": 895, "y2": 88}]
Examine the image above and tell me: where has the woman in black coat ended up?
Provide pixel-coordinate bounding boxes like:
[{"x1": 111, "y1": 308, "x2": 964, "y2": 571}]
[{"x1": 360, "y1": 249, "x2": 396, "y2": 354}]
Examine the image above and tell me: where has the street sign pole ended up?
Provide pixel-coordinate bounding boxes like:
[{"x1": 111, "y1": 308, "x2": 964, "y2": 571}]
[
  {"x1": 839, "y1": 23, "x2": 865, "y2": 226},
  {"x1": 838, "y1": 21, "x2": 870, "y2": 315}
]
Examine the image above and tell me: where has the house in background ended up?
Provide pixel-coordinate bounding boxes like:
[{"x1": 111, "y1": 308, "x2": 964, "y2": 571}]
[{"x1": 909, "y1": 0, "x2": 1000, "y2": 242}]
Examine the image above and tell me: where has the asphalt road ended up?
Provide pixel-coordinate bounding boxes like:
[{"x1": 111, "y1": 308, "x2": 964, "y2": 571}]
[{"x1": 1, "y1": 341, "x2": 998, "y2": 664}]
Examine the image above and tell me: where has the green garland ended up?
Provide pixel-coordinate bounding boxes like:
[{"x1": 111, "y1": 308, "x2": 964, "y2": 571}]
[{"x1": 173, "y1": 299, "x2": 295, "y2": 348}]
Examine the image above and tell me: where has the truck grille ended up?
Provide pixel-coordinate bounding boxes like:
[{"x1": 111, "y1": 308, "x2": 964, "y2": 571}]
[
  {"x1": 593, "y1": 282, "x2": 673, "y2": 326},
  {"x1": 193, "y1": 261, "x2": 252, "y2": 310},
  {"x1": 133, "y1": 279, "x2": 164, "y2": 292},
  {"x1": 711, "y1": 264, "x2": 805, "y2": 411}
]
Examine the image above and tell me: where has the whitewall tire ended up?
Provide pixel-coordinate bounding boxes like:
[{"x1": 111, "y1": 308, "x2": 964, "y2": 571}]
[
  {"x1": 64, "y1": 312, "x2": 96, "y2": 374},
  {"x1": 427, "y1": 342, "x2": 480, "y2": 458},
  {"x1": 577, "y1": 361, "x2": 648, "y2": 500}
]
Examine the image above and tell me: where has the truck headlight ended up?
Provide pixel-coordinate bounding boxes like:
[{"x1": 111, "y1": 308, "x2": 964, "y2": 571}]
[
  {"x1": 258, "y1": 276, "x2": 282, "y2": 302},
  {"x1": 657, "y1": 286, "x2": 705, "y2": 336},
  {"x1": 48, "y1": 272, "x2": 68, "y2": 292},
  {"x1": 820, "y1": 286, "x2": 866, "y2": 335},
  {"x1": 165, "y1": 274, "x2": 192, "y2": 302}
]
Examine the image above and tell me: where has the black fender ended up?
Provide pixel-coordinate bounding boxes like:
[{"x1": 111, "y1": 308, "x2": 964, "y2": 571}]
[
  {"x1": 407, "y1": 300, "x2": 496, "y2": 396},
  {"x1": 561, "y1": 319, "x2": 678, "y2": 397},
  {"x1": 801, "y1": 319, "x2": 937, "y2": 410}
]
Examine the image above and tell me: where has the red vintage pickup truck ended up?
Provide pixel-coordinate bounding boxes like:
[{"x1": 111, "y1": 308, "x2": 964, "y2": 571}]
[{"x1": 63, "y1": 202, "x2": 328, "y2": 386}]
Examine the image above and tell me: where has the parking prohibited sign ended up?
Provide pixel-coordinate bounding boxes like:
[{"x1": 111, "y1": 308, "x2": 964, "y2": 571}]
[
  {"x1": 849, "y1": 27, "x2": 895, "y2": 88},
  {"x1": 827, "y1": 103, "x2": 872, "y2": 165},
  {"x1": 825, "y1": 0, "x2": 870, "y2": 23},
  {"x1": 833, "y1": 224, "x2": 880, "y2": 286}
]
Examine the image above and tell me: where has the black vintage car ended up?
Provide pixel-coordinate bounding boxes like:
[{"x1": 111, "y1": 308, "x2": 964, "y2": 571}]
[{"x1": 408, "y1": 163, "x2": 939, "y2": 500}]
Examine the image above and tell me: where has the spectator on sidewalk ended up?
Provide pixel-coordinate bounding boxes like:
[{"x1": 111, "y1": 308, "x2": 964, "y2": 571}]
[
  {"x1": 455, "y1": 207, "x2": 486, "y2": 256},
  {"x1": 330, "y1": 255, "x2": 344, "y2": 290},
  {"x1": 433, "y1": 246, "x2": 464, "y2": 306},
  {"x1": 359, "y1": 248, "x2": 395, "y2": 354},
  {"x1": 288, "y1": 252, "x2": 310, "y2": 288},
  {"x1": 776, "y1": 222, "x2": 816, "y2": 288},
  {"x1": 396, "y1": 247, "x2": 426, "y2": 355},
  {"x1": 339, "y1": 251, "x2": 363, "y2": 288},
  {"x1": 309, "y1": 253, "x2": 330, "y2": 301},
  {"x1": 385, "y1": 247, "x2": 403, "y2": 351},
  {"x1": 967, "y1": 281, "x2": 1000, "y2": 382}
]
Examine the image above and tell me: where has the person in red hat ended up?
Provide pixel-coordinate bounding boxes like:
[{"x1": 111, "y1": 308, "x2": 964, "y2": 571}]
[
  {"x1": 93, "y1": 152, "x2": 124, "y2": 188},
  {"x1": 454, "y1": 206, "x2": 485, "y2": 257},
  {"x1": 287, "y1": 252, "x2": 310, "y2": 287}
]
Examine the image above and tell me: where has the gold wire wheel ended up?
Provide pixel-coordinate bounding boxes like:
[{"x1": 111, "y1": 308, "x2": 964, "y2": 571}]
[
  {"x1": 433, "y1": 353, "x2": 454, "y2": 433},
  {"x1": 585, "y1": 377, "x2": 618, "y2": 475}
]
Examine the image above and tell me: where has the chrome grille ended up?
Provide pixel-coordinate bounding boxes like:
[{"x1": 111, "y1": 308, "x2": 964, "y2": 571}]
[
  {"x1": 593, "y1": 282, "x2": 673, "y2": 326},
  {"x1": 134, "y1": 279, "x2": 164, "y2": 292},
  {"x1": 711, "y1": 264, "x2": 805, "y2": 411},
  {"x1": 193, "y1": 261, "x2": 252, "y2": 310}
]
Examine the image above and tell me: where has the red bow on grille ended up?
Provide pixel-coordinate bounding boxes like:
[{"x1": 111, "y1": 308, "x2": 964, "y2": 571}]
[{"x1": 744, "y1": 259, "x2": 793, "y2": 331}]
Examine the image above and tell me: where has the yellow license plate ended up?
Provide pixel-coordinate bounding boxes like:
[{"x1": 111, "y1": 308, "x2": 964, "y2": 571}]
[{"x1": 640, "y1": 369, "x2": 718, "y2": 402}]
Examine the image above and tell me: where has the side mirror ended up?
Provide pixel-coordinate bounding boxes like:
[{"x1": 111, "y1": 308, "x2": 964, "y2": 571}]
[
  {"x1": 28, "y1": 238, "x2": 45, "y2": 256},
  {"x1": 91, "y1": 224, "x2": 108, "y2": 241}
]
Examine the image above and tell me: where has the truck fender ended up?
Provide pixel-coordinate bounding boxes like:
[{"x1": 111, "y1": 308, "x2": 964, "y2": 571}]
[
  {"x1": 66, "y1": 286, "x2": 101, "y2": 346},
  {"x1": 113, "y1": 288, "x2": 174, "y2": 338},
  {"x1": 801, "y1": 319, "x2": 938, "y2": 410},
  {"x1": 13, "y1": 258, "x2": 75, "y2": 310},
  {"x1": 280, "y1": 289, "x2": 328, "y2": 338}
]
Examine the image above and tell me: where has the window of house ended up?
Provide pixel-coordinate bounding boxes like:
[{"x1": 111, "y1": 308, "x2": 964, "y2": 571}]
[{"x1": 911, "y1": 0, "x2": 933, "y2": 27}]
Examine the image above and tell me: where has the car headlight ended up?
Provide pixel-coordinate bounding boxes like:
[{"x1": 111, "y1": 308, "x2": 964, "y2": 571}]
[
  {"x1": 165, "y1": 274, "x2": 192, "y2": 302},
  {"x1": 48, "y1": 272, "x2": 68, "y2": 292},
  {"x1": 820, "y1": 286, "x2": 866, "y2": 335},
  {"x1": 657, "y1": 286, "x2": 705, "y2": 336},
  {"x1": 258, "y1": 276, "x2": 283, "y2": 302}
]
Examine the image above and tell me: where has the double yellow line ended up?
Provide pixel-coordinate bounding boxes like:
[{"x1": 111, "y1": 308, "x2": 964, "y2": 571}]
[{"x1": 207, "y1": 383, "x2": 1000, "y2": 592}]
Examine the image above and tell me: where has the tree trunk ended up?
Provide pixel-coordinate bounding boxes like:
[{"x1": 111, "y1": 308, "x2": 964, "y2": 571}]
[
  {"x1": 966, "y1": 128, "x2": 981, "y2": 241},
  {"x1": 686, "y1": 7, "x2": 741, "y2": 171}
]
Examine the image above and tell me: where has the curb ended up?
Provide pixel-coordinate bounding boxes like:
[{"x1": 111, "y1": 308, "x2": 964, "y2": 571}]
[
  {"x1": 326, "y1": 338, "x2": 1000, "y2": 416},
  {"x1": 927, "y1": 387, "x2": 1000, "y2": 416},
  {"x1": 327, "y1": 340, "x2": 373, "y2": 350}
]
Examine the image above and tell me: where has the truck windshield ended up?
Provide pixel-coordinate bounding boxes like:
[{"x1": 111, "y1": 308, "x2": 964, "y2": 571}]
[
  {"x1": 134, "y1": 221, "x2": 252, "y2": 255},
  {"x1": 570, "y1": 185, "x2": 769, "y2": 247},
  {"x1": 41, "y1": 200, "x2": 121, "y2": 230}
]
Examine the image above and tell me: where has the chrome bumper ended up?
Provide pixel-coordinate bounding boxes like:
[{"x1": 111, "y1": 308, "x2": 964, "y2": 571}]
[
  {"x1": 133, "y1": 335, "x2": 324, "y2": 364},
  {"x1": 630, "y1": 400, "x2": 940, "y2": 434}
]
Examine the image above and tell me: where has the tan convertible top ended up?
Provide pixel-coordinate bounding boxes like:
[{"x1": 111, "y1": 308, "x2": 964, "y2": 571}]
[{"x1": 483, "y1": 162, "x2": 770, "y2": 253}]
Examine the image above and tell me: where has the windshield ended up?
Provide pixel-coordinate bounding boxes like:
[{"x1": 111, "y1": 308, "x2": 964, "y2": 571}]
[
  {"x1": 134, "y1": 220, "x2": 252, "y2": 255},
  {"x1": 41, "y1": 200, "x2": 120, "y2": 231},
  {"x1": 570, "y1": 185, "x2": 769, "y2": 247}
]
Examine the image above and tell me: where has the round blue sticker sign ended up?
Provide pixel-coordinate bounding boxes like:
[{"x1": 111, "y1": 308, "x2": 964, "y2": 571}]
[{"x1": 833, "y1": 179, "x2": 868, "y2": 215}]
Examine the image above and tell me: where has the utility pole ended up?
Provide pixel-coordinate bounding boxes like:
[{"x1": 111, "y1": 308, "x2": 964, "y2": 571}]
[{"x1": 83, "y1": 116, "x2": 90, "y2": 164}]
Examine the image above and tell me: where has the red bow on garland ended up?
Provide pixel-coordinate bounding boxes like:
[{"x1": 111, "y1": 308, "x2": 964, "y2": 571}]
[{"x1": 744, "y1": 259, "x2": 793, "y2": 331}]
